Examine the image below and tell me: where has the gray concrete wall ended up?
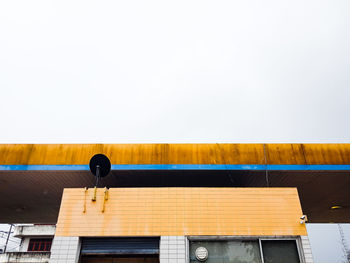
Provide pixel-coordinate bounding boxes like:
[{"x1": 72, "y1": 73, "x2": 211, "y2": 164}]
[
  {"x1": 19, "y1": 237, "x2": 30, "y2": 252},
  {"x1": 0, "y1": 252, "x2": 50, "y2": 263},
  {"x1": 14, "y1": 225, "x2": 56, "y2": 238}
]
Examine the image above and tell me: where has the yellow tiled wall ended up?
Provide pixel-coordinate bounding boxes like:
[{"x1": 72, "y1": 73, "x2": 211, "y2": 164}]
[{"x1": 56, "y1": 187, "x2": 307, "y2": 237}]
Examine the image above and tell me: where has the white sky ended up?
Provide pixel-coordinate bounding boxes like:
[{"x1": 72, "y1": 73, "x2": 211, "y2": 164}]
[
  {"x1": 1, "y1": 0, "x2": 350, "y2": 143},
  {"x1": 307, "y1": 224, "x2": 350, "y2": 263},
  {"x1": 0, "y1": 225, "x2": 20, "y2": 252}
]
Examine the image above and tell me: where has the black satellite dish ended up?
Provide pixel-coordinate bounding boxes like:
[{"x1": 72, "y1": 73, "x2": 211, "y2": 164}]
[{"x1": 89, "y1": 154, "x2": 111, "y2": 186}]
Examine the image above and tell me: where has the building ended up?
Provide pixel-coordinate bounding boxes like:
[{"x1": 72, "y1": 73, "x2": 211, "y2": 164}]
[
  {"x1": 0, "y1": 143, "x2": 349, "y2": 263},
  {"x1": 0, "y1": 224, "x2": 55, "y2": 263}
]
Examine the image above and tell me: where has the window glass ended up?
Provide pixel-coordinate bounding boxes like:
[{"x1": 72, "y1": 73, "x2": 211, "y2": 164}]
[
  {"x1": 190, "y1": 241, "x2": 262, "y2": 263},
  {"x1": 28, "y1": 239, "x2": 53, "y2": 252},
  {"x1": 34, "y1": 242, "x2": 39, "y2": 251},
  {"x1": 261, "y1": 240, "x2": 300, "y2": 263}
]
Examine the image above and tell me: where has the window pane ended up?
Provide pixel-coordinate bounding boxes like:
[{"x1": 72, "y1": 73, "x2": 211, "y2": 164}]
[
  {"x1": 190, "y1": 241, "x2": 262, "y2": 263},
  {"x1": 46, "y1": 242, "x2": 51, "y2": 251},
  {"x1": 262, "y1": 240, "x2": 300, "y2": 263},
  {"x1": 28, "y1": 239, "x2": 53, "y2": 252},
  {"x1": 34, "y1": 242, "x2": 39, "y2": 251}
]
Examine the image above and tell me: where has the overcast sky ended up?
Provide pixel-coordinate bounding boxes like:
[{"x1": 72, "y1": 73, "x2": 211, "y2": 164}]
[{"x1": 1, "y1": 0, "x2": 350, "y2": 143}]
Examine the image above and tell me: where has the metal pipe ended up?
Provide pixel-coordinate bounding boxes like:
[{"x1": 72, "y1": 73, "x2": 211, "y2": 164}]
[{"x1": 95, "y1": 165, "x2": 100, "y2": 187}]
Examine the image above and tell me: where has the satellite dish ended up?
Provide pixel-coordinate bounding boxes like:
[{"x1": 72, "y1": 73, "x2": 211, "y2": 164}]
[{"x1": 89, "y1": 154, "x2": 111, "y2": 179}]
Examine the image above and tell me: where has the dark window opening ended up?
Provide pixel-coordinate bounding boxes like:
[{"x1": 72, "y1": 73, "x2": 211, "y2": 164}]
[
  {"x1": 28, "y1": 238, "x2": 52, "y2": 252},
  {"x1": 261, "y1": 240, "x2": 301, "y2": 263}
]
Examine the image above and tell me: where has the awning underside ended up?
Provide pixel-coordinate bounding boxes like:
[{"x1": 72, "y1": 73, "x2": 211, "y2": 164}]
[{"x1": 0, "y1": 169, "x2": 349, "y2": 223}]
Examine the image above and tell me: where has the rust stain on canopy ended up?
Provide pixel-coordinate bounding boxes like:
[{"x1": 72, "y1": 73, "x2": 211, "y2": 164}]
[
  {"x1": 56, "y1": 187, "x2": 307, "y2": 237},
  {"x1": 0, "y1": 144, "x2": 349, "y2": 165}
]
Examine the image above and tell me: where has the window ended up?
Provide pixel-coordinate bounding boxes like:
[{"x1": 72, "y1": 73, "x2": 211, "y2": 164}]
[
  {"x1": 27, "y1": 238, "x2": 52, "y2": 252},
  {"x1": 190, "y1": 240, "x2": 262, "y2": 263},
  {"x1": 190, "y1": 239, "x2": 301, "y2": 263},
  {"x1": 261, "y1": 240, "x2": 301, "y2": 263}
]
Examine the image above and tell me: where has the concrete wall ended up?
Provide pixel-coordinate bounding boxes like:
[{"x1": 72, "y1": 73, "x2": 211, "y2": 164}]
[
  {"x1": 0, "y1": 252, "x2": 50, "y2": 263},
  {"x1": 13, "y1": 225, "x2": 56, "y2": 252},
  {"x1": 19, "y1": 237, "x2": 30, "y2": 252},
  {"x1": 14, "y1": 225, "x2": 56, "y2": 238}
]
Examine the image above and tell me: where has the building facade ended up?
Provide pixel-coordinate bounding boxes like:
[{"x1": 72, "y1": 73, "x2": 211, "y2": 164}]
[{"x1": 0, "y1": 224, "x2": 55, "y2": 263}]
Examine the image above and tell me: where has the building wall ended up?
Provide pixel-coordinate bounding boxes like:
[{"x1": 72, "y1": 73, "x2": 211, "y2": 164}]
[
  {"x1": 301, "y1": 235, "x2": 314, "y2": 263},
  {"x1": 49, "y1": 236, "x2": 80, "y2": 263},
  {"x1": 0, "y1": 252, "x2": 51, "y2": 263},
  {"x1": 158, "y1": 236, "x2": 314, "y2": 263},
  {"x1": 159, "y1": 236, "x2": 186, "y2": 263},
  {"x1": 55, "y1": 187, "x2": 306, "y2": 237},
  {"x1": 14, "y1": 225, "x2": 56, "y2": 238},
  {"x1": 19, "y1": 237, "x2": 30, "y2": 252},
  {"x1": 46, "y1": 235, "x2": 314, "y2": 263},
  {"x1": 13, "y1": 225, "x2": 56, "y2": 252}
]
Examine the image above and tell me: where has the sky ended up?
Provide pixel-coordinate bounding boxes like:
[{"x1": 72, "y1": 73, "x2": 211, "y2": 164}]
[
  {"x1": 1, "y1": 0, "x2": 350, "y2": 143},
  {"x1": 307, "y1": 224, "x2": 350, "y2": 263},
  {"x1": 0, "y1": 225, "x2": 21, "y2": 252}
]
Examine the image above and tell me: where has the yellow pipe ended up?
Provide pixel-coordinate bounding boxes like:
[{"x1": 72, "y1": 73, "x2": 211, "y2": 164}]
[
  {"x1": 92, "y1": 187, "x2": 97, "y2": 202},
  {"x1": 83, "y1": 187, "x2": 87, "y2": 213},
  {"x1": 102, "y1": 187, "x2": 109, "y2": 213}
]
